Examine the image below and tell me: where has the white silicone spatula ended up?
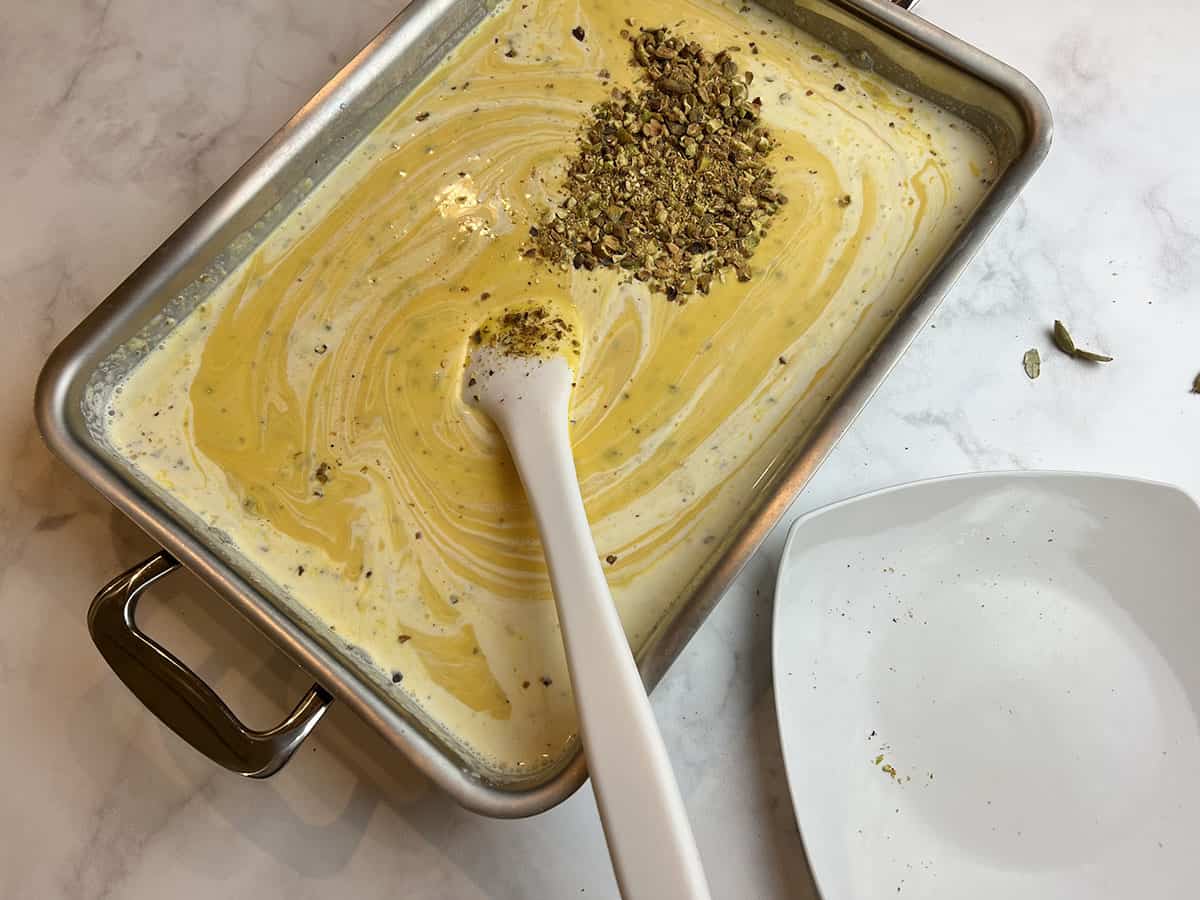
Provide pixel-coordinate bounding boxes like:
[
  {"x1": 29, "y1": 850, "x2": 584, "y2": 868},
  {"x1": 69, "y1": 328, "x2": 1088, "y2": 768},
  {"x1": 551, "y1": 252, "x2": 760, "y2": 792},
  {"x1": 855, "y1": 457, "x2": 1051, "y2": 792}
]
[{"x1": 463, "y1": 308, "x2": 711, "y2": 900}]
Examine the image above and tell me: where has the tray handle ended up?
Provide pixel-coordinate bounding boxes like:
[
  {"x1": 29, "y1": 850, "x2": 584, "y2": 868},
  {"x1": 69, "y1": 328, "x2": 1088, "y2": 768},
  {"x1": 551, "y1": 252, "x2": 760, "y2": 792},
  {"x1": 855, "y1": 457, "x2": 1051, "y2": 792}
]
[{"x1": 88, "y1": 551, "x2": 332, "y2": 777}]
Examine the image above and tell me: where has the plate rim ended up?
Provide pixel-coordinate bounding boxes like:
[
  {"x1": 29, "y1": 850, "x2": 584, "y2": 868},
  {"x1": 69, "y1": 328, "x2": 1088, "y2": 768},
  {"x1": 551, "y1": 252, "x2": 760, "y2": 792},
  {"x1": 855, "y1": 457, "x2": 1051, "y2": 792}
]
[{"x1": 770, "y1": 468, "x2": 1200, "y2": 900}]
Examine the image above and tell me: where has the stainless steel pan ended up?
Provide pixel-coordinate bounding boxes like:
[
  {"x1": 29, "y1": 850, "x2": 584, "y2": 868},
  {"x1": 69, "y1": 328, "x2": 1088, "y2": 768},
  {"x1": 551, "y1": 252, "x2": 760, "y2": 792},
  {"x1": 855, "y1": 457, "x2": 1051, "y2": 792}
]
[{"x1": 35, "y1": 0, "x2": 1051, "y2": 817}]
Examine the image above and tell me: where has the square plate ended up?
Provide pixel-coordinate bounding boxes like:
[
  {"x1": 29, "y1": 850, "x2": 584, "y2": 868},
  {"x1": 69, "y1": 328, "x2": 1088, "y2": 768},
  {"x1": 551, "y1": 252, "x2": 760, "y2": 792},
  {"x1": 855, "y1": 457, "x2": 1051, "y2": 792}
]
[{"x1": 773, "y1": 472, "x2": 1200, "y2": 899}]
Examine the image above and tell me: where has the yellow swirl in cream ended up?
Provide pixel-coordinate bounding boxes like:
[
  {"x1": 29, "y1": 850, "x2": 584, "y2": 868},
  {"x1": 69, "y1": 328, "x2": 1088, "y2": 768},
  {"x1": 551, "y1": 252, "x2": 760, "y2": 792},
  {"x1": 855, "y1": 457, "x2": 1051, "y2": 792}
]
[{"x1": 109, "y1": 0, "x2": 997, "y2": 774}]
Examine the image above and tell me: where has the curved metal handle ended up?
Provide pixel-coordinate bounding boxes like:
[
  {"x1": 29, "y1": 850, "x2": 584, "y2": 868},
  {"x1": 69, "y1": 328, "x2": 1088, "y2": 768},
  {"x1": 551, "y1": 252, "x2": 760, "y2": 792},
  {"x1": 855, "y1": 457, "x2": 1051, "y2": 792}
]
[{"x1": 88, "y1": 551, "x2": 332, "y2": 777}]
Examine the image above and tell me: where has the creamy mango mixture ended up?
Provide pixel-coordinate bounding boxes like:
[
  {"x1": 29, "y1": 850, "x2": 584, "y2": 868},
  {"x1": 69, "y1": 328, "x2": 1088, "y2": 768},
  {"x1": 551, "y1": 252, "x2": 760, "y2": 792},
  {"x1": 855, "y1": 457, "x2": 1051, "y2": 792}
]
[{"x1": 108, "y1": 0, "x2": 996, "y2": 776}]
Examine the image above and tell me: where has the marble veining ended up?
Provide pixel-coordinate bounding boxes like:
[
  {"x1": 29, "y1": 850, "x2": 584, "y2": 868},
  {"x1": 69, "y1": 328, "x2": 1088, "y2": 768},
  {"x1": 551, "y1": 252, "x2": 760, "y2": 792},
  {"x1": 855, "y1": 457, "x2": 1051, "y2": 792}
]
[{"x1": 3, "y1": 1, "x2": 1198, "y2": 897}]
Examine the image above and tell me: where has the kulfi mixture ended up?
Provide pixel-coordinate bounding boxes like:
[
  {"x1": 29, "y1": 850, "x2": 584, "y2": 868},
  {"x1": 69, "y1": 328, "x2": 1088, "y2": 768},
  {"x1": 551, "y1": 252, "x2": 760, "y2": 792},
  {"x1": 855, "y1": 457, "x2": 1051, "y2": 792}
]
[{"x1": 107, "y1": 0, "x2": 997, "y2": 776}]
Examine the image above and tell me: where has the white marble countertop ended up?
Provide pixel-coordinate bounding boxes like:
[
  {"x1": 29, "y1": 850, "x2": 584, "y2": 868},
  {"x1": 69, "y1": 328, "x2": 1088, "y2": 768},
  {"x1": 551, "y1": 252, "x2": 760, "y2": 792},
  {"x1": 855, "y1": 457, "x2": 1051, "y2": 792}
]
[{"x1": 4, "y1": 0, "x2": 1198, "y2": 897}]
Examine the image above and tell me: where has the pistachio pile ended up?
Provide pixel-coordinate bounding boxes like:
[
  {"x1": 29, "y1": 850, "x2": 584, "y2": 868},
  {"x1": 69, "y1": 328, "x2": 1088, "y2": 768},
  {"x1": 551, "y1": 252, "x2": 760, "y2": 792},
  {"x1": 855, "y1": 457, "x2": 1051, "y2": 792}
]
[{"x1": 527, "y1": 25, "x2": 787, "y2": 300}]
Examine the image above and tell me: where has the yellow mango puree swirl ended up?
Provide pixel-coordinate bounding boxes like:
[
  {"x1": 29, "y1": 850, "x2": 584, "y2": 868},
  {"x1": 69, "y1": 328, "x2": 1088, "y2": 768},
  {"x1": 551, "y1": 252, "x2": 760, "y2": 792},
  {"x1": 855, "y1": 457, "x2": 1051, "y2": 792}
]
[{"x1": 110, "y1": 0, "x2": 996, "y2": 775}]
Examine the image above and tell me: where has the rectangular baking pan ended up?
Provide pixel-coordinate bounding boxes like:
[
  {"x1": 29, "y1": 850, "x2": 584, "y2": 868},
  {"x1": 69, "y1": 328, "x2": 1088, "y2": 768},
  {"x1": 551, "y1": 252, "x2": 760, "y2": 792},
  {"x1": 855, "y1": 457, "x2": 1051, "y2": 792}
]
[{"x1": 35, "y1": 0, "x2": 1050, "y2": 817}]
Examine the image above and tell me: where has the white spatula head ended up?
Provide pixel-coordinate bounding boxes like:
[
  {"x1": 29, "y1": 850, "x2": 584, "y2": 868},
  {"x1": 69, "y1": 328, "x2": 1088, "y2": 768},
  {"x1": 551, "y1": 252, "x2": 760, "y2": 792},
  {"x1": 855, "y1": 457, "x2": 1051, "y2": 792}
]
[{"x1": 463, "y1": 300, "x2": 580, "y2": 428}]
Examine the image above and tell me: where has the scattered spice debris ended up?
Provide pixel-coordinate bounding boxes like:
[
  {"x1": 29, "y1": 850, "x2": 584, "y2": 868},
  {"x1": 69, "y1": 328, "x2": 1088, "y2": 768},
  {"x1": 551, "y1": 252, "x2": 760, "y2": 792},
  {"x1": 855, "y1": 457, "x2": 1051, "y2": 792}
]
[
  {"x1": 1022, "y1": 348, "x2": 1040, "y2": 380},
  {"x1": 1193, "y1": 372, "x2": 1200, "y2": 394},
  {"x1": 1052, "y1": 319, "x2": 1113, "y2": 363},
  {"x1": 526, "y1": 26, "x2": 787, "y2": 300},
  {"x1": 391, "y1": 671, "x2": 404, "y2": 684},
  {"x1": 605, "y1": 554, "x2": 618, "y2": 564},
  {"x1": 397, "y1": 634, "x2": 411, "y2": 644},
  {"x1": 415, "y1": 111, "x2": 430, "y2": 122},
  {"x1": 541, "y1": 675, "x2": 553, "y2": 686},
  {"x1": 572, "y1": 25, "x2": 586, "y2": 41},
  {"x1": 314, "y1": 461, "x2": 332, "y2": 483}
]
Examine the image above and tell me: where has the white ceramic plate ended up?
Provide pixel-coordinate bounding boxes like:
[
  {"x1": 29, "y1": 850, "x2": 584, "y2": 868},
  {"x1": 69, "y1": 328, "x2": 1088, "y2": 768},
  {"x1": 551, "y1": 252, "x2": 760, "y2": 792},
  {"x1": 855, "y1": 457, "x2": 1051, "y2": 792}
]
[{"x1": 773, "y1": 472, "x2": 1200, "y2": 899}]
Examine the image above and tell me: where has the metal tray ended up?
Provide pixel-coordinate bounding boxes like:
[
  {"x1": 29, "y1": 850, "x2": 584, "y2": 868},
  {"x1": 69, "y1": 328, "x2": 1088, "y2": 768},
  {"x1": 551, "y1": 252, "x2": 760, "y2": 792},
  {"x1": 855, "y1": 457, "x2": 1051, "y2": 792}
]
[{"x1": 35, "y1": 0, "x2": 1050, "y2": 817}]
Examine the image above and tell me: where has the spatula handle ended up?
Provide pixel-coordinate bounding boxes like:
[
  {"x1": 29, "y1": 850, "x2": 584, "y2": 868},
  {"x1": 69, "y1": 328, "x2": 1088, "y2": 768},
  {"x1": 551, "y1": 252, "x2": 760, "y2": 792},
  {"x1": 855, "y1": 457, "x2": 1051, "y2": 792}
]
[{"x1": 499, "y1": 403, "x2": 711, "y2": 900}]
